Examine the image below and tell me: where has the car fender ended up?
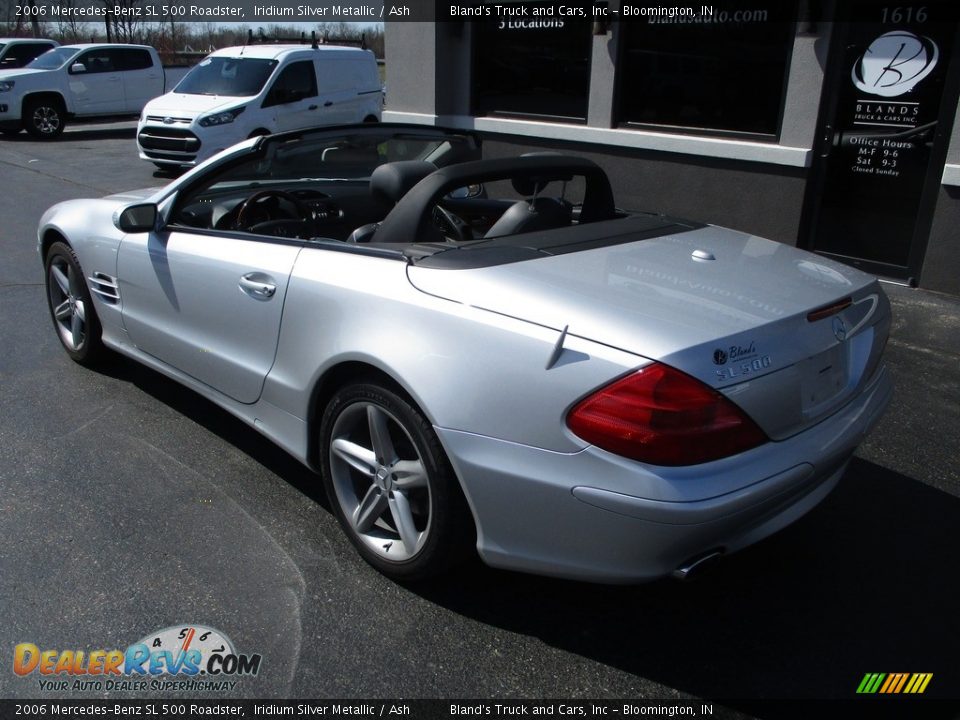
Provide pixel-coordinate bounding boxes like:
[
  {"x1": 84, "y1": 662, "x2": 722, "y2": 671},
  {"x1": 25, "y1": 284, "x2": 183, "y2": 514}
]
[{"x1": 262, "y1": 246, "x2": 648, "y2": 455}]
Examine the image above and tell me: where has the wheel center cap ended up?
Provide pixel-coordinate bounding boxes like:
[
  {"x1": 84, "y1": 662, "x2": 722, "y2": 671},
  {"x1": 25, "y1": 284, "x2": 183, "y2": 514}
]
[{"x1": 375, "y1": 467, "x2": 392, "y2": 491}]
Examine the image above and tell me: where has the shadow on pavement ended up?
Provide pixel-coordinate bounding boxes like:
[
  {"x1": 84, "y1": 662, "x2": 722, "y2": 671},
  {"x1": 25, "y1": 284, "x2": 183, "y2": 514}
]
[
  {"x1": 2, "y1": 126, "x2": 136, "y2": 143},
  {"x1": 87, "y1": 356, "x2": 960, "y2": 716},
  {"x1": 95, "y1": 354, "x2": 327, "y2": 509},
  {"x1": 409, "y1": 458, "x2": 960, "y2": 712}
]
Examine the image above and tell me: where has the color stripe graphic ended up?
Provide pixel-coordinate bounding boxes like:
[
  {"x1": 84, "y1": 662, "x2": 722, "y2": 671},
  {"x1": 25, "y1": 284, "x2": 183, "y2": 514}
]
[{"x1": 857, "y1": 672, "x2": 932, "y2": 694}]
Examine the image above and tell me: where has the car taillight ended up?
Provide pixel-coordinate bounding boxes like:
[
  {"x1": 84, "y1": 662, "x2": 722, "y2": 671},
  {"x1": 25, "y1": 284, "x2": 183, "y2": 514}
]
[{"x1": 566, "y1": 363, "x2": 767, "y2": 466}]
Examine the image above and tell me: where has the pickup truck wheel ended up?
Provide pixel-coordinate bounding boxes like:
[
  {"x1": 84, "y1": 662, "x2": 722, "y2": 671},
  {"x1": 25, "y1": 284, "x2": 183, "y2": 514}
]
[{"x1": 24, "y1": 98, "x2": 66, "y2": 139}]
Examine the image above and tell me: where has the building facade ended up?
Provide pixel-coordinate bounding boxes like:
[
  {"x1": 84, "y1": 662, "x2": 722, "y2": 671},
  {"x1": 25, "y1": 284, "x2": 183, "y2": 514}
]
[{"x1": 384, "y1": 1, "x2": 960, "y2": 295}]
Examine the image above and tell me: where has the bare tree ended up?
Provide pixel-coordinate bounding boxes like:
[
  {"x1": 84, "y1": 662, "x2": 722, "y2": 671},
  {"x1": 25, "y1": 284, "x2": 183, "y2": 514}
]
[{"x1": 100, "y1": 0, "x2": 145, "y2": 43}]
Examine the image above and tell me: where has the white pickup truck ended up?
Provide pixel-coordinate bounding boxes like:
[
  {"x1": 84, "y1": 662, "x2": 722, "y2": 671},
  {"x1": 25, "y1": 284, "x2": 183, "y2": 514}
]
[{"x1": 0, "y1": 44, "x2": 188, "y2": 138}]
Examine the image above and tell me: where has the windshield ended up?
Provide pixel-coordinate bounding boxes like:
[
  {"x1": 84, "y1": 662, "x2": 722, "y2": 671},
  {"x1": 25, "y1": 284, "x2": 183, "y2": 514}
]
[
  {"x1": 27, "y1": 47, "x2": 77, "y2": 70},
  {"x1": 174, "y1": 57, "x2": 278, "y2": 97}
]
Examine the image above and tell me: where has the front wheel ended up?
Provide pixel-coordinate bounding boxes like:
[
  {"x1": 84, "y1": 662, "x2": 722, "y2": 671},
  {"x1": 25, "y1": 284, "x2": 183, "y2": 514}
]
[
  {"x1": 44, "y1": 241, "x2": 105, "y2": 365},
  {"x1": 23, "y1": 97, "x2": 66, "y2": 138},
  {"x1": 319, "y1": 383, "x2": 473, "y2": 581}
]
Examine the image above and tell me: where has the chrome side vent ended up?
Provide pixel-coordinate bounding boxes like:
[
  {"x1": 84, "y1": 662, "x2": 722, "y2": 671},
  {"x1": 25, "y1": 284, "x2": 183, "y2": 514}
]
[{"x1": 89, "y1": 273, "x2": 120, "y2": 304}]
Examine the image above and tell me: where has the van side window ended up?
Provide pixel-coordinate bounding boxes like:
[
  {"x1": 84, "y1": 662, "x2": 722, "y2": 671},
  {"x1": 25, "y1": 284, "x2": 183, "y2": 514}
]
[{"x1": 263, "y1": 61, "x2": 318, "y2": 108}]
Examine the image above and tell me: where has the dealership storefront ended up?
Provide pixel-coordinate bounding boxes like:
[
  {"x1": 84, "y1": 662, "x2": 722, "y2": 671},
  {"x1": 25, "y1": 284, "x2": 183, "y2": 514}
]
[{"x1": 384, "y1": 1, "x2": 960, "y2": 295}]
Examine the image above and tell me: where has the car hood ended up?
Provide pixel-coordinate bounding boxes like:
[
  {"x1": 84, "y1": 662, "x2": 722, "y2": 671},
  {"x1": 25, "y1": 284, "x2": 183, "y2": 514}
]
[
  {"x1": 104, "y1": 187, "x2": 165, "y2": 202},
  {"x1": 408, "y1": 223, "x2": 890, "y2": 439},
  {"x1": 39, "y1": 189, "x2": 164, "y2": 240},
  {"x1": 144, "y1": 93, "x2": 247, "y2": 119},
  {"x1": 0, "y1": 68, "x2": 46, "y2": 80}
]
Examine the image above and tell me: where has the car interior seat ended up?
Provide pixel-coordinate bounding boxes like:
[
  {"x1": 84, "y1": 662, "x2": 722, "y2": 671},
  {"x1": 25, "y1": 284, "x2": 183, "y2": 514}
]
[
  {"x1": 346, "y1": 160, "x2": 437, "y2": 243},
  {"x1": 484, "y1": 176, "x2": 572, "y2": 239}
]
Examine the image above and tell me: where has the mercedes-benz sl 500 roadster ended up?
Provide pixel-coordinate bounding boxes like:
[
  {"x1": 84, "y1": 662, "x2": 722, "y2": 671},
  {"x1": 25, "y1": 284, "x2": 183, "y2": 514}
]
[{"x1": 38, "y1": 124, "x2": 892, "y2": 582}]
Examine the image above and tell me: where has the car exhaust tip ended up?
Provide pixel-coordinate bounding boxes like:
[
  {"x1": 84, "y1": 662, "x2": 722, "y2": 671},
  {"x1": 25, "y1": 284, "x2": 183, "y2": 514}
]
[{"x1": 672, "y1": 550, "x2": 724, "y2": 581}]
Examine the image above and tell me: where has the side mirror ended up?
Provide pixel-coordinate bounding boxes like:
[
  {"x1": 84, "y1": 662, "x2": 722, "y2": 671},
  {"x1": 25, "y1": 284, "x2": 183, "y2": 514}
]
[
  {"x1": 70, "y1": 62, "x2": 86, "y2": 74},
  {"x1": 115, "y1": 203, "x2": 158, "y2": 233}
]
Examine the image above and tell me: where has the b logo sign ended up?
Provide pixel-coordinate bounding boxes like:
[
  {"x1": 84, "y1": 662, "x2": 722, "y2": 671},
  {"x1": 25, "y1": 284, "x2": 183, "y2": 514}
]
[{"x1": 852, "y1": 31, "x2": 939, "y2": 97}]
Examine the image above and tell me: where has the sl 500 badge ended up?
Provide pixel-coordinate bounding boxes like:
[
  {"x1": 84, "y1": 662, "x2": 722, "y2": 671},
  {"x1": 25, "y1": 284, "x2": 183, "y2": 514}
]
[{"x1": 715, "y1": 355, "x2": 772, "y2": 382}]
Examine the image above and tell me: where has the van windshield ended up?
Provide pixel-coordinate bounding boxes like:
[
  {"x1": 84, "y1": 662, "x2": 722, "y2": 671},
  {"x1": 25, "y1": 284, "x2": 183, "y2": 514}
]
[
  {"x1": 174, "y1": 57, "x2": 278, "y2": 97},
  {"x1": 27, "y1": 47, "x2": 77, "y2": 70}
]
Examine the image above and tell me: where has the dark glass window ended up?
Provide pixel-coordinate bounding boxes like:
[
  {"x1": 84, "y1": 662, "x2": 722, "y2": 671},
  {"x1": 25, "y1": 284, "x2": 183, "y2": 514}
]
[
  {"x1": 473, "y1": 14, "x2": 591, "y2": 122},
  {"x1": 0, "y1": 42, "x2": 55, "y2": 68},
  {"x1": 264, "y1": 60, "x2": 317, "y2": 107},
  {"x1": 119, "y1": 48, "x2": 153, "y2": 71},
  {"x1": 617, "y1": 3, "x2": 796, "y2": 136},
  {"x1": 72, "y1": 49, "x2": 121, "y2": 74},
  {"x1": 174, "y1": 58, "x2": 278, "y2": 97}
]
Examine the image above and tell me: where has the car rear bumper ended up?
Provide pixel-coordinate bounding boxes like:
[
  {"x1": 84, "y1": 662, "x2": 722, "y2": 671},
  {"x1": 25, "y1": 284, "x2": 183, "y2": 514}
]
[{"x1": 438, "y1": 364, "x2": 892, "y2": 583}]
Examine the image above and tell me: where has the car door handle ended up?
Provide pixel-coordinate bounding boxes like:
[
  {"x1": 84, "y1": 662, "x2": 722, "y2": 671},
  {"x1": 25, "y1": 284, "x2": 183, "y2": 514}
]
[
  {"x1": 239, "y1": 273, "x2": 276, "y2": 299},
  {"x1": 308, "y1": 104, "x2": 318, "y2": 110},
  {"x1": 323, "y1": 101, "x2": 333, "y2": 107}
]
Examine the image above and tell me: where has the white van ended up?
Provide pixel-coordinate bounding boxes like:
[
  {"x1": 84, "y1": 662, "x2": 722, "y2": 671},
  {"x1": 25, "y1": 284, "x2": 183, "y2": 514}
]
[{"x1": 137, "y1": 43, "x2": 382, "y2": 168}]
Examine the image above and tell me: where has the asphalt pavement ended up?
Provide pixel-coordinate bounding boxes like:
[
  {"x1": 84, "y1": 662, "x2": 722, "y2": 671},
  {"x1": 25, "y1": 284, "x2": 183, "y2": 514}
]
[{"x1": 0, "y1": 121, "x2": 958, "y2": 715}]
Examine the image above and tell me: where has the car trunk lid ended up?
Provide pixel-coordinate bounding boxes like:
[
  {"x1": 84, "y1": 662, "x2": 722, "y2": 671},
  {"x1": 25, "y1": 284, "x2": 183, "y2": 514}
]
[{"x1": 407, "y1": 221, "x2": 890, "y2": 440}]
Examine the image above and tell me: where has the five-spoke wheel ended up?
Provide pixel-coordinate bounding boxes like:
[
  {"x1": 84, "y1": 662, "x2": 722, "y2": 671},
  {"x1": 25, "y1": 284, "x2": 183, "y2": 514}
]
[
  {"x1": 320, "y1": 383, "x2": 473, "y2": 580},
  {"x1": 44, "y1": 241, "x2": 104, "y2": 365}
]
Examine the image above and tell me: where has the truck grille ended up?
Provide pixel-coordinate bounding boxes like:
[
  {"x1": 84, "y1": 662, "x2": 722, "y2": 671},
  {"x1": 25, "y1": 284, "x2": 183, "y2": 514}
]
[{"x1": 138, "y1": 127, "x2": 201, "y2": 154}]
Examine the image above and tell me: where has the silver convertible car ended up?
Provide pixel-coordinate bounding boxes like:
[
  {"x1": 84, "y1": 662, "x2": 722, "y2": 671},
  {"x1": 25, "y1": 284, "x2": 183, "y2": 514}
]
[{"x1": 38, "y1": 124, "x2": 892, "y2": 583}]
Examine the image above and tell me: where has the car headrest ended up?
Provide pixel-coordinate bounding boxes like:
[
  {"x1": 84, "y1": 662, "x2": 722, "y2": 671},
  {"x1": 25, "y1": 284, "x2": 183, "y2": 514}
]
[
  {"x1": 370, "y1": 161, "x2": 437, "y2": 205},
  {"x1": 513, "y1": 152, "x2": 570, "y2": 196},
  {"x1": 484, "y1": 197, "x2": 572, "y2": 239}
]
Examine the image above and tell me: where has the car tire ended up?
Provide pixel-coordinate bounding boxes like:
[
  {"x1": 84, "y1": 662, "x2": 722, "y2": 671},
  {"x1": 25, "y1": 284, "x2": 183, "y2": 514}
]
[
  {"x1": 319, "y1": 382, "x2": 474, "y2": 581},
  {"x1": 44, "y1": 241, "x2": 105, "y2": 366},
  {"x1": 23, "y1": 97, "x2": 66, "y2": 139}
]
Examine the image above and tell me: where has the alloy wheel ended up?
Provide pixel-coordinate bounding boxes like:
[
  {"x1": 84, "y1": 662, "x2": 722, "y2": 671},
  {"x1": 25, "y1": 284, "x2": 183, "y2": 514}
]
[
  {"x1": 328, "y1": 401, "x2": 432, "y2": 562},
  {"x1": 47, "y1": 256, "x2": 86, "y2": 352}
]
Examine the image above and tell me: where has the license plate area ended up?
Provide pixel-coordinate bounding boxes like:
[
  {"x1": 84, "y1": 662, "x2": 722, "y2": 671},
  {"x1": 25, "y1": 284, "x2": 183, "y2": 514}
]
[{"x1": 800, "y1": 343, "x2": 849, "y2": 414}]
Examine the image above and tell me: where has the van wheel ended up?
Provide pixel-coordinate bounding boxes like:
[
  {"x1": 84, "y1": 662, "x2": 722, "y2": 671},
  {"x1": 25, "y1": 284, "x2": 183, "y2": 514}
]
[{"x1": 24, "y1": 97, "x2": 66, "y2": 139}]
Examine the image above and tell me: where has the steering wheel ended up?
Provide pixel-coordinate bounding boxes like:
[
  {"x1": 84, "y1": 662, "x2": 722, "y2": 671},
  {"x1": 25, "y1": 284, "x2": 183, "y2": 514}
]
[
  {"x1": 233, "y1": 189, "x2": 315, "y2": 236},
  {"x1": 432, "y1": 204, "x2": 473, "y2": 242}
]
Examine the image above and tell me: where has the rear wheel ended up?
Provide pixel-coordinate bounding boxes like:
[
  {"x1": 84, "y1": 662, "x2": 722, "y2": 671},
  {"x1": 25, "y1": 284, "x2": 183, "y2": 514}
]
[
  {"x1": 319, "y1": 382, "x2": 473, "y2": 581},
  {"x1": 44, "y1": 241, "x2": 105, "y2": 365},
  {"x1": 23, "y1": 97, "x2": 66, "y2": 139}
]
